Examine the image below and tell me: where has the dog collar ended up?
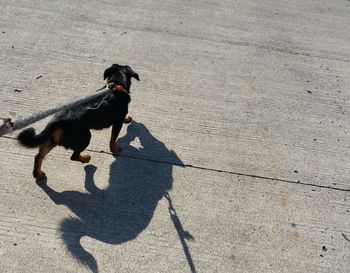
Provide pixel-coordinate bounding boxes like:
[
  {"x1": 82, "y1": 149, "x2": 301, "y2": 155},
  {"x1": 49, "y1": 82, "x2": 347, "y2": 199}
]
[
  {"x1": 108, "y1": 83, "x2": 127, "y2": 93},
  {"x1": 114, "y1": 85, "x2": 126, "y2": 92}
]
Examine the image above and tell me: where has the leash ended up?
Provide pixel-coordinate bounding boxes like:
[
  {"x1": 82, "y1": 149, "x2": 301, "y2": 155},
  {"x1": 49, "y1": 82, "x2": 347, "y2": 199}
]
[
  {"x1": 0, "y1": 86, "x2": 113, "y2": 137},
  {"x1": 87, "y1": 84, "x2": 127, "y2": 110}
]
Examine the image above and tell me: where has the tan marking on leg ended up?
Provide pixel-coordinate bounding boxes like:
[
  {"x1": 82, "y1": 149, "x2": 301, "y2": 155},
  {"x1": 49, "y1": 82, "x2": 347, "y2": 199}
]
[
  {"x1": 123, "y1": 116, "x2": 133, "y2": 124},
  {"x1": 110, "y1": 132, "x2": 122, "y2": 155},
  {"x1": 52, "y1": 128, "x2": 63, "y2": 144},
  {"x1": 33, "y1": 141, "x2": 56, "y2": 179},
  {"x1": 110, "y1": 130, "x2": 119, "y2": 154}
]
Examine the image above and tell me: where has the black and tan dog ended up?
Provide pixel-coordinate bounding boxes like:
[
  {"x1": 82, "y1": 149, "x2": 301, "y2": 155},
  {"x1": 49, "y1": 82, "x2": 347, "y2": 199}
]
[{"x1": 18, "y1": 64, "x2": 139, "y2": 179}]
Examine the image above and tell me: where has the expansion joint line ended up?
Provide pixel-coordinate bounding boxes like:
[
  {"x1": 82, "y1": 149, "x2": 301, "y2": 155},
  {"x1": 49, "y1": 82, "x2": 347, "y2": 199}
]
[
  {"x1": 86, "y1": 148, "x2": 350, "y2": 193},
  {"x1": 0, "y1": 135, "x2": 348, "y2": 193}
]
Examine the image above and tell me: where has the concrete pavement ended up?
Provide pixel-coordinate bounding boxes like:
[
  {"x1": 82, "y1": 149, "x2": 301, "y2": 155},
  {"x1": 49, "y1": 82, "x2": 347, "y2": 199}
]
[{"x1": 0, "y1": 0, "x2": 349, "y2": 272}]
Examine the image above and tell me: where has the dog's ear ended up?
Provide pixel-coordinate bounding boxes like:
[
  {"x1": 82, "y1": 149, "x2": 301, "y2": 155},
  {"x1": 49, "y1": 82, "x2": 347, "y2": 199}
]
[
  {"x1": 104, "y1": 66, "x2": 115, "y2": 80},
  {"x1": 126, "y1": 66, "x2": 140, "y2": 81}
]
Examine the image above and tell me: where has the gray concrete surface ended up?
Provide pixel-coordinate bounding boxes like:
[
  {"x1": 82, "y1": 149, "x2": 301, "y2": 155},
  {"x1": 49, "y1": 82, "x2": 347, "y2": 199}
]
[{"x1": 0, "y1": 0, "x2": 349, "y2": 272}]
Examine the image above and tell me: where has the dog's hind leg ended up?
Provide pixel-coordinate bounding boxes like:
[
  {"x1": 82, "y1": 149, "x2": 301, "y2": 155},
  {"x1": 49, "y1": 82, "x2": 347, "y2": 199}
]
[
  {"x1": 33, "y1": 140, "x2": 56, "y2": 179},
  {"x1": 69, "y1": 128, "x2": 92, "y2": 163},
  {"x1": 59, "y1": 124, "x2": 91, "y2": 163}
]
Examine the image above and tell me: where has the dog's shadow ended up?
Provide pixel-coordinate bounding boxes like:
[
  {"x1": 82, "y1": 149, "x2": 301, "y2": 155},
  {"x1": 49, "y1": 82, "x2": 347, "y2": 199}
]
[{"x1": 37, "y1": 122, "x2": 192, "y2": 273}]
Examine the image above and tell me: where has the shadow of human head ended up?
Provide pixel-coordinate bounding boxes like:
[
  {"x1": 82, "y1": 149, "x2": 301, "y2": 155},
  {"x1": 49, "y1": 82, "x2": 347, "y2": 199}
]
[
  {"x1": 117, "y1": 121, "x2": 184, "y2": 169},
  {"x1": 37, "y1": 121, "x2": 184, "y2": 273}
]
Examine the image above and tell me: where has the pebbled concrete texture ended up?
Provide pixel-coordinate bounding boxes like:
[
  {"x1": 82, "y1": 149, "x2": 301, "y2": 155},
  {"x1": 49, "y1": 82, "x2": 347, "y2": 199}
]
[{"x1": 0, "y1": 0, "x2": 349, "y2": 272}]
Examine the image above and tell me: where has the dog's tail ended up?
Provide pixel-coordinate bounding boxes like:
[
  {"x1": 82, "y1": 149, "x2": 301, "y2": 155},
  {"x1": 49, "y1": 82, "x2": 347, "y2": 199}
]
[{"x1": 18, "y1": 126, "x2": 55, "y2": 148}]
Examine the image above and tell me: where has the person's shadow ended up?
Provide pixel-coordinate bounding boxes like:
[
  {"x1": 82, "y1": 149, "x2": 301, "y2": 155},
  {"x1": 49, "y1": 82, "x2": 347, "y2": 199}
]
[{"x1": 37, "y1": 122, "x2": 196, "y2": 273}]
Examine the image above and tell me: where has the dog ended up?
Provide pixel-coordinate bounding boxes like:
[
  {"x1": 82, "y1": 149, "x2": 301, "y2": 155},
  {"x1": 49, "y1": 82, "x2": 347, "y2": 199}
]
[{"x1": 17, "y1": 64, "x2": 139, "y2": 179}]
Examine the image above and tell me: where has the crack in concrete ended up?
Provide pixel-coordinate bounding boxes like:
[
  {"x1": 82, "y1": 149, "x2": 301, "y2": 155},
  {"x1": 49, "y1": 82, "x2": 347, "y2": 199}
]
[
  {"x1": 87, "y1": 148, "x2": 350, "y2": 193},
  {"x1": 1, "y1": 135, "x2": 348, "y2": 193}
]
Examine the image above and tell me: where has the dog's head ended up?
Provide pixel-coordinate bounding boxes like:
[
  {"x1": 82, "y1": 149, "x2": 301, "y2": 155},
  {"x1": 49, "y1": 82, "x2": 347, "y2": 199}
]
[{"x1": 104, "y1": 64, "x2": 139, "y2": 93}]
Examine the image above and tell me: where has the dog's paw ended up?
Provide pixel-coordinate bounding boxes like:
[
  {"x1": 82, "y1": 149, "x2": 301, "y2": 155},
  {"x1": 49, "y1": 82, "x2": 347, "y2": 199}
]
[
  {"x1": 35, "y1": 176, "x2": 48, "y2": 187},
  {"x1": 71, "y1": 153, "x2": 91, "y2": 163},
  {"x1": 123, "y1": 116, "x2": 133, "y2": 124},
  {"x1": 79, "y1": 154, "x2": 91, "y2": 163},
  {"x1": 33, "y1": 170, "x2": 46, "y2": 180},
  {"x1": 110, "y1": 145, "x2": 122, "y2": 156}
]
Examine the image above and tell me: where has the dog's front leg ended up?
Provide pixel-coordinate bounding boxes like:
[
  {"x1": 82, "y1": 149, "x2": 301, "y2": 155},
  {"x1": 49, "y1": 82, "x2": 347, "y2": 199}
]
[
  {"x1": 110, "y1": 121, "x2": 123, "y2": 156},
  {"x1": 123, "y1": 116, "x2": 132, "y2": 124}
]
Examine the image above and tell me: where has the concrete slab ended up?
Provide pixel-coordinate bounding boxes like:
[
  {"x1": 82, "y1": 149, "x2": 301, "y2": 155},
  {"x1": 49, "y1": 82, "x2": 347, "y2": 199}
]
[{"x1": 0, "y1": 0, "x2": 349, "y2": 272}]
